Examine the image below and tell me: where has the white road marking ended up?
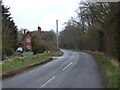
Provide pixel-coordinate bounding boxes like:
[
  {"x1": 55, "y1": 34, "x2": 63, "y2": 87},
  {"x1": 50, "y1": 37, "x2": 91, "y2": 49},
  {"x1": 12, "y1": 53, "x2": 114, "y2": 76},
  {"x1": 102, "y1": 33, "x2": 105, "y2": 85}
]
[
  {"x1": 40, "y1": 76, "x2": 55, "y2": 88},
  {"x1": 63, "y1": 62, "x2": 72, "y2": 71}
]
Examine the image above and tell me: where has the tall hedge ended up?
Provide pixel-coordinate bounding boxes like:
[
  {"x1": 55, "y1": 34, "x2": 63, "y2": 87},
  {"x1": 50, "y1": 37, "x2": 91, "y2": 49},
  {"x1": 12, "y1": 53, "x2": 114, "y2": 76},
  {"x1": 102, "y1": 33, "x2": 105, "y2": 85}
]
[{"x1": 31, "y1": 35, "x2": 45, "y2": 54}]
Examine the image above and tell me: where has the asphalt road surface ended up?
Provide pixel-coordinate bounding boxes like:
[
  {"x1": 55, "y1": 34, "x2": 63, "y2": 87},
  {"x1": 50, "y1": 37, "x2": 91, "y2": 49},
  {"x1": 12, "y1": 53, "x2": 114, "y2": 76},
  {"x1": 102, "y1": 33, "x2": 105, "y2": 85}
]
[{"x1": 3, "y1": 49, "x2": 105, "y2": 88}]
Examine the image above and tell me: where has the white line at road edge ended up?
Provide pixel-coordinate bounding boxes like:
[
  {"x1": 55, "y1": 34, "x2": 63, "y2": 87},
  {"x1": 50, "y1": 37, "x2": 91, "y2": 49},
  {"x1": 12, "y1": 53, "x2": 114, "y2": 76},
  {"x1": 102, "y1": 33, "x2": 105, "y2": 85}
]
[
  {"x1": 40, "y1": 76, "x2": 55, "y2": 88},
  {"x1": 63, "y1": 62, "x2": 72, "y2": 71}
]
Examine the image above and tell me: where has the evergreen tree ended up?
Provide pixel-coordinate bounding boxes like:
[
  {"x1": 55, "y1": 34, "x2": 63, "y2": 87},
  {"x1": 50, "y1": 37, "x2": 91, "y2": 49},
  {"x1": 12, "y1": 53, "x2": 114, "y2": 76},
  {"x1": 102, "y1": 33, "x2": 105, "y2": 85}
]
[{"x1": 2, "y1": 4, "x2": 18, "y2": 59}]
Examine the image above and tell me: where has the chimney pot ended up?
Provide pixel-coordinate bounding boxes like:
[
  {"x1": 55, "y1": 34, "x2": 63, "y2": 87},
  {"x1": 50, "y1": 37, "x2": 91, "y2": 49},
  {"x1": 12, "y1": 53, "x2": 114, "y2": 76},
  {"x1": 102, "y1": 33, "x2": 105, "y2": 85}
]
[
  {"x1": 38, "y1": 26, "x2": 41, "y2": 32},
  {"x1": 23, "y1": 30, "x2": 26, "y2": 35}
]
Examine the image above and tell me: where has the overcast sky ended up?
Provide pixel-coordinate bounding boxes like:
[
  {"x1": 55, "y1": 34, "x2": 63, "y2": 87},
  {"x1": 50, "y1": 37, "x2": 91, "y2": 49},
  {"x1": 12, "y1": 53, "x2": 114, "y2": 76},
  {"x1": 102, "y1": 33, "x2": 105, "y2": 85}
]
[{"x1": 3, "y1": 0, "x2": 81, "y2": 32}]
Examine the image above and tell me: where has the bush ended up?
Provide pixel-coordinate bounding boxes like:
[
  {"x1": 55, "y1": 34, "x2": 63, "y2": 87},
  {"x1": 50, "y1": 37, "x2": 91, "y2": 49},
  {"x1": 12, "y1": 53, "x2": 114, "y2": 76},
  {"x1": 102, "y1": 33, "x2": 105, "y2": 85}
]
[
  {"x1": 14, "y1": 52, "x2": 24, "y2": 57},
  {"x1": 5, "y1": 48, "x2": 14, "y2": 56},
  {"x1": 2, "y1": 48, "x2": 7, "y2": 60},
  {"x1": 31, "y1": 35, "x2": 46, "y2": 54},
  {"x1": 26, "y1": 48, "x2": 30, "y2": 52},
  {"x1": 32, "y1": 43, "x2": 45, "y2": 54}
]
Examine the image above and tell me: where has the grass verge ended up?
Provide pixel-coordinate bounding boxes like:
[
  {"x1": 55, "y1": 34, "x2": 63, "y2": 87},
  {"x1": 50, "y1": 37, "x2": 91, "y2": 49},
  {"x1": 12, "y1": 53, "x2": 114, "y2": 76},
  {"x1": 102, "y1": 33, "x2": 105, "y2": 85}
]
[
  {"x1": 95, "y1": 53, "x2": 118, "y2": 88},
  {"x1": 70, "y1": 49, "x2": 119, "y2": 88},
  {"x1": 2, "y1": 51, "x2": 63, "y2": 75}
]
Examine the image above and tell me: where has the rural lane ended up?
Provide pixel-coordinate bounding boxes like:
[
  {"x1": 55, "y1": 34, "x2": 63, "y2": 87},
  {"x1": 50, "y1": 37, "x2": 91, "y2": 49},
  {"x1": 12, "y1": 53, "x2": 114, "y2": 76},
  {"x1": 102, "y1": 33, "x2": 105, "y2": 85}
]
[{"x1": 3, "y1": 49, "x2": 105, "y2": 88}]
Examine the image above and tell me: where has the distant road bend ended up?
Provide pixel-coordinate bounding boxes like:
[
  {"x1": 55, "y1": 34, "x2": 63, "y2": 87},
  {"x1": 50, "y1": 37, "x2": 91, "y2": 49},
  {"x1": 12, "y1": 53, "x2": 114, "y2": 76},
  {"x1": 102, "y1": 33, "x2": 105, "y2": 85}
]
[{"x1": 3, "y1": 49, "x2": 105, "y2": 88}]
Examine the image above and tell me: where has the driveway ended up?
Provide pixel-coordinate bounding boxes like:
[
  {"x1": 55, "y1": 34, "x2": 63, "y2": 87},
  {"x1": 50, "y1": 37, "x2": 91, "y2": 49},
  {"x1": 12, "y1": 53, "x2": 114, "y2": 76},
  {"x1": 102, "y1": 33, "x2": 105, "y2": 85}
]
[{"x1": 23, "y1": 52, "x2": 33, "y2": 56}]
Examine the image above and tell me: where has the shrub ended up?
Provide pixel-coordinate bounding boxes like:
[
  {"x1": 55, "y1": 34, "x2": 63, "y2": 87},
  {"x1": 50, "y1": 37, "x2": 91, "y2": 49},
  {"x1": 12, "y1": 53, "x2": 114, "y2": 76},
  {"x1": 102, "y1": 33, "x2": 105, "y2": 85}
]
[
  {"x1": 5, "y1": 48, "x2": 14, "y2": 56},
  {"x1": 2, "y1": 48, "x2": 7, "y2": 60},
  {"x1": 31, "y1": 35, "x2": 46, "y2": 54},
  {"x1": 32, "y1": 43, "x2": 45, "y2": 54},
  {"x1": 26, "y1": 48, "x2": 29, "y2": 52}
]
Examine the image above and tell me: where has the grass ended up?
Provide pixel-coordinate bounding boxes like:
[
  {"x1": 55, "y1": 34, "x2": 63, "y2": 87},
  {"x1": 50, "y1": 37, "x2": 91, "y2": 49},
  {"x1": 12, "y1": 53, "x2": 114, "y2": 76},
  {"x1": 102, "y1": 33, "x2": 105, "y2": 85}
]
[
  {"x1": 70, "y1": 49, "x2": 119, "y2": 88},
  {"x1": 2, "y1": 51, "x2": 63, "y2": 74},
  {"x1": 95, "y1": 53, "x2": 118, "y2": 88}
]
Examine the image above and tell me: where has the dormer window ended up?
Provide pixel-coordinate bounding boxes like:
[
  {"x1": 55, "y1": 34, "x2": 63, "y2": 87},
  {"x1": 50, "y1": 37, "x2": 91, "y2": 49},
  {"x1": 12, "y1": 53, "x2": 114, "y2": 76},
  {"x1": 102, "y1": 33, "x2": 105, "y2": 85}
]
[{"x1": 26, "y1": 38, "x2": 31, "y2": 42}]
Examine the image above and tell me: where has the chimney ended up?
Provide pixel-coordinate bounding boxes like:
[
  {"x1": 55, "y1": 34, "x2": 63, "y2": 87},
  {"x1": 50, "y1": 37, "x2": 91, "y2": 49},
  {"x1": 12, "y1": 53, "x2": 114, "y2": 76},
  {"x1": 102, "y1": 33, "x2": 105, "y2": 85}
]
[
  {"x1": 23, "y1": 29, "x2": 26, "y2": 35},
  {"x1": 38, "y1": 26, "x2": 41, "y2": 32}
]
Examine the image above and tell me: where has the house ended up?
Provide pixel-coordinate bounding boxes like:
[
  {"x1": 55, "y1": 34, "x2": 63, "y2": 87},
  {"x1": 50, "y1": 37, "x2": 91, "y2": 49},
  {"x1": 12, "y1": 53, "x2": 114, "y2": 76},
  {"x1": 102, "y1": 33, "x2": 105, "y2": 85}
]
[
  {"x1": 22, "y1": 26, "x2": 46, "y2": 51},
  {"x1": 31, "y1": 26, "x2": 46, "y2": 41},
  {"x1": 22, "y1": 31, "x2": 32, "y2": 51}
]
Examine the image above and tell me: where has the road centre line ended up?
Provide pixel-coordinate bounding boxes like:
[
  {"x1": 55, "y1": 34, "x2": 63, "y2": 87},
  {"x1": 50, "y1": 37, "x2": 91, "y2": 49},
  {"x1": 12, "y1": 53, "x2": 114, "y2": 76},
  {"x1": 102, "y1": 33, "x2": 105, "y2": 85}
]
[
  {"x1": 40, "y1": 76, "x2": 55, "y2": 88},
  {"x1": 63, "y1": 62, "x2": 72, "y2": 71}
]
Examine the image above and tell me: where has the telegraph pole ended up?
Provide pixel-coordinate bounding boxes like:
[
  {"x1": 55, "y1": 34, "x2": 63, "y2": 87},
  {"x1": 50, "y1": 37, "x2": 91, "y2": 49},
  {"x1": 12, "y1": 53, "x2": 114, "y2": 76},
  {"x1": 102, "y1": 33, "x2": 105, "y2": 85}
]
[{"x1": 56, "y1": 20, "x2": 59, "y2": 51}]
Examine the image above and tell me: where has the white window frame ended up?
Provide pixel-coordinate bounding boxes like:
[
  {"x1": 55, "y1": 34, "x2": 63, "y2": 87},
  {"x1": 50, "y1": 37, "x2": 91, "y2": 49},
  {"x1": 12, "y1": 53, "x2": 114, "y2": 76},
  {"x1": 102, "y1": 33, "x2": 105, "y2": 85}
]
[
  {"x1": 26, "y1": 38, "x2": 31, "y2": 42},
  {"x1": 26, "y1": 45, "x2": 31, "y2": 49}
]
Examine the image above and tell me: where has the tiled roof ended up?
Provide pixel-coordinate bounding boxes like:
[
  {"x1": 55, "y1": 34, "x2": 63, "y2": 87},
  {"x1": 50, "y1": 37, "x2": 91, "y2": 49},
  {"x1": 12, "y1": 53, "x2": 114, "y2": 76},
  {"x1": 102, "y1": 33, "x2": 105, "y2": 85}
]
[
  {"x1": 30, "y1": 31, "x2": 46, "y2": 40},
  {"x1": 22, "y1": 31, "x2": 47, "y2": 40},
  {"x1": 22, "y1": 31, "x2": 32, "y2": 40}
]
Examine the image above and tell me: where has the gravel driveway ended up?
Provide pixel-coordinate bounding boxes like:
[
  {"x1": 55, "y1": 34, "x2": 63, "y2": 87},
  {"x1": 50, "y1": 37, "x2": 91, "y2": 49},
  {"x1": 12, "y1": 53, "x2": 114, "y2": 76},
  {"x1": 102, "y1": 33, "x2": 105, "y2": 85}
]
[{"x1": 23, "y1": 52, "x2": 33, "y2": 56}]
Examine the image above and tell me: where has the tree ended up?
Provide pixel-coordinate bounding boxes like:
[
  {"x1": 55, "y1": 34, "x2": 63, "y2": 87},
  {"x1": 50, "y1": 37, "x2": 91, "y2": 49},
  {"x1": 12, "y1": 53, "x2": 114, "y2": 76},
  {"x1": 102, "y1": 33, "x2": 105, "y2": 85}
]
[
  {"x1": 59, "y1": 2, "x2": 119, "y2": 60},
  {"x1": 44, "y1": 30, "x2": 57, "y2": 51},
  {"x1": 2, "y1": 4, "x2": 18, "y2": 59},
  {"x1": 31, "y1": 35, "x2": 45, "y2": 54}
]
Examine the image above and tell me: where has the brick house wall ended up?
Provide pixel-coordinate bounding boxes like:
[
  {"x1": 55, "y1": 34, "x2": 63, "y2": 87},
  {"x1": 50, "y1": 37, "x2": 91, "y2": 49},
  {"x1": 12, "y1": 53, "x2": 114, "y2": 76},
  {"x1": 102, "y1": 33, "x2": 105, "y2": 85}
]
[
  {"x1": 22, "y1": 32, "x2": 32, "y2": 51},
  {"x1": 22, "y1": 26, "x2": 44, "y2": 51}
]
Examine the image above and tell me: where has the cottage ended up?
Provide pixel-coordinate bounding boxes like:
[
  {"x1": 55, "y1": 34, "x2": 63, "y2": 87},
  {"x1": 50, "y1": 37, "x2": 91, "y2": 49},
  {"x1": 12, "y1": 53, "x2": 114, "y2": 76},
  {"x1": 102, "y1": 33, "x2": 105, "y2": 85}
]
[
  {"x1": 22, "y1": 31, "x2": 32, "y2": 51},
  {"x1": 22, "y1": 26, "x2": 46, "y2": 51}
]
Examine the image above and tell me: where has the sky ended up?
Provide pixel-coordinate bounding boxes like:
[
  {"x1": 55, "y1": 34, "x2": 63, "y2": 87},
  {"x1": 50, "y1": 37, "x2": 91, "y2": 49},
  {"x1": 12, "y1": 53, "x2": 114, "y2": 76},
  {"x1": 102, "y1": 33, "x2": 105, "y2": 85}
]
[{"x1": 3, "y1": 0, "x2": 81, "y2": 32}]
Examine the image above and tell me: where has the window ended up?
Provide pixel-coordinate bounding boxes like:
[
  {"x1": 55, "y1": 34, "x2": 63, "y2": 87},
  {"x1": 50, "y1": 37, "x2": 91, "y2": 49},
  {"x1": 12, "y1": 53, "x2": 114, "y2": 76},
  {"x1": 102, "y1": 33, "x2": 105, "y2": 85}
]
[
  {"x1": 26, "y1": 45, "x2": 31, "y2": 49},
  {"x1": 26, "y1": 38, "x2": 31, "y2": 42}
]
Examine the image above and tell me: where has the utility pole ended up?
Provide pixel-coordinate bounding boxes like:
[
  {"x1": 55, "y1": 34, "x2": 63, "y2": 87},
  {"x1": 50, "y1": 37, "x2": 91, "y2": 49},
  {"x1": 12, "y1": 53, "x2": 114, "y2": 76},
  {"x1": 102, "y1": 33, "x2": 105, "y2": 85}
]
[{"x1": 56, "y1": 20, "x2": 59, "y2": 51}]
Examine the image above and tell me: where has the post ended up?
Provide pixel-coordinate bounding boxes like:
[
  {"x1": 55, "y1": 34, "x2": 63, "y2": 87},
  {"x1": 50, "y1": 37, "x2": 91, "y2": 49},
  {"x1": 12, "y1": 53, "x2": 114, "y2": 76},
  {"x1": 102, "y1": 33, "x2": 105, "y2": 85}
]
[
  {"x1": 56, "y1": 20, "x2": 59, "y2": 51},
  {"x1": 0, "y1": 1, "x2": 2, "y2": 90}
]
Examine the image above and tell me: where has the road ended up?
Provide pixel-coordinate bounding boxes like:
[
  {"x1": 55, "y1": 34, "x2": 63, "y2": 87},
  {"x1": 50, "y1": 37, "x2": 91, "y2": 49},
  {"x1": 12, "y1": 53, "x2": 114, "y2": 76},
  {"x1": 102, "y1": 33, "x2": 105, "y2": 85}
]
[{"x1": 3, "y1": 49, "x2": 105, "y2": 88}]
